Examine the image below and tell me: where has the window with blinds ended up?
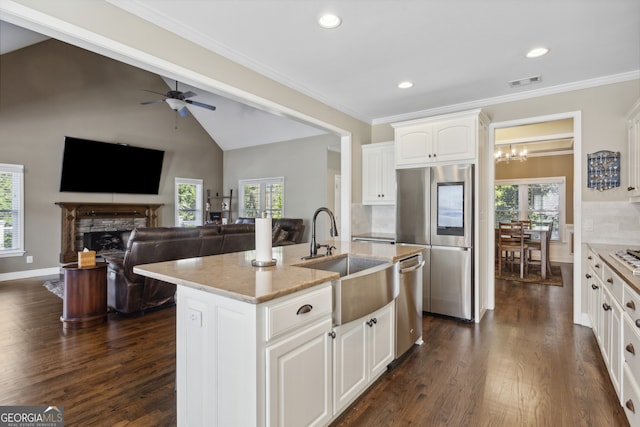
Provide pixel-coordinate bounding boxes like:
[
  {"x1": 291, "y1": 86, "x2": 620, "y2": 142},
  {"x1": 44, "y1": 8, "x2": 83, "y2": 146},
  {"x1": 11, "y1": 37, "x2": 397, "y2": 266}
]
[
  {"x1": 495, "y1": 177, "x2": 565, "y2": 240},
  {"x1": 238, "y1": 177, "x2": 284, "y2": 218},
  {"x1": 0, "y1": 164, "x2": 24, "y2": 257}
]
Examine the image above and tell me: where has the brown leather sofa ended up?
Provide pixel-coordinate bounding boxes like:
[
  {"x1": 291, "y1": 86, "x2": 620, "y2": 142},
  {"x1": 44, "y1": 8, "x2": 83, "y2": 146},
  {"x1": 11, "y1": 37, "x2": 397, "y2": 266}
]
[
  {"x1": 104, "y1": 219, "x2": 304, "y2": 315},
  {"x1": 235, "y1": 217, "x2": 305, "y2": 246}
]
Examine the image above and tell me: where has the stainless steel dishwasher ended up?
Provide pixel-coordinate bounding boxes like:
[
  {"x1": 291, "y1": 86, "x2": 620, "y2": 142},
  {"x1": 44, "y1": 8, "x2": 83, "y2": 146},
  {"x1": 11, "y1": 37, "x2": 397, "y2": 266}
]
[{"x1": 395, "y1": 252, "x2": 425, "y2": 359}]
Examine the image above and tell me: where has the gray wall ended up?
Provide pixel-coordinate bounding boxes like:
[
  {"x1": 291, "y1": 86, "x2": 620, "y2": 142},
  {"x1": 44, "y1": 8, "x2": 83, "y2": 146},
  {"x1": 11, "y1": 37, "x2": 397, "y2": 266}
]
[
  {"x1": 224, "y1": 133, "x2": 340, "y2": 242},
  {"x1": 0, "y1": 40, "x2": 223, "y2": 274}
]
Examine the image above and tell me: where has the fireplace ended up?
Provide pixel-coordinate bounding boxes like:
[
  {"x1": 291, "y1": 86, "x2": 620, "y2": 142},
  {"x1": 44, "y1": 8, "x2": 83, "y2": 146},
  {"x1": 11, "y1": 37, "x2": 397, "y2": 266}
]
[{"x1": 56, "y1": 202, "x2": 162, "y2": 263}]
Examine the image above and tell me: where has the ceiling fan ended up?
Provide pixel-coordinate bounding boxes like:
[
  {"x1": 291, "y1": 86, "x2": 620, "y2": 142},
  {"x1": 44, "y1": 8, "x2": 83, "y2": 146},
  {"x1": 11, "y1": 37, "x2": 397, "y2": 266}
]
[{"x1": 141, "y1": 81, "x2": 216, "y2": 117}]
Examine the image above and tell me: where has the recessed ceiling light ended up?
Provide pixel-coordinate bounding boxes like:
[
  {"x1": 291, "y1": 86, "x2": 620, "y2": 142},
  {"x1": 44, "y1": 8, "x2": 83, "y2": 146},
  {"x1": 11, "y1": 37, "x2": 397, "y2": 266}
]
[
  {"x1": 318, "y1": 14, "x2": 342, "y2": 29},
  {"x1": 526, "y1": 47, "x2": 550, "y2": 58},
  {"x1": 398, "y1": 81, "x2": 413, "y2": 89}
]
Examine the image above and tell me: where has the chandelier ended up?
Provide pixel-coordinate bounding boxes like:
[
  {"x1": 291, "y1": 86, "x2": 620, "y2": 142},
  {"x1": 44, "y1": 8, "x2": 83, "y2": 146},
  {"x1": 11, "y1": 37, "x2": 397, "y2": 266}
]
[{"x1": 495, "y1": 144, "x2": 527, "y2": 163}]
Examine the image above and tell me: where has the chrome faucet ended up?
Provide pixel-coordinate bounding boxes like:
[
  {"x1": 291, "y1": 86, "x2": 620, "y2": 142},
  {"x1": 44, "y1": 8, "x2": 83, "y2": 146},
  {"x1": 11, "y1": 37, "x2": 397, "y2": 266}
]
[{"x1": 309, "y1": 207, "x2": 338, "y2": 258}]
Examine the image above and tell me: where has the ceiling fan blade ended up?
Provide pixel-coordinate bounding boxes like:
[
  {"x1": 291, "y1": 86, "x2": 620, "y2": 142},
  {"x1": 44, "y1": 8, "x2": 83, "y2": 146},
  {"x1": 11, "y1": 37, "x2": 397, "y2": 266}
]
[
  {"x1": 185, "y1": 99, "x2": 217, "y2": 111},
  {"x1": 178, "y1": 106, "x2": 189, "y2": 117},
  {"x1": 140, "y1": 99, "x2": 165, "y2": 105},
  {"x1": 181, "y1": 91, "x2": 197, "y2": 99}
]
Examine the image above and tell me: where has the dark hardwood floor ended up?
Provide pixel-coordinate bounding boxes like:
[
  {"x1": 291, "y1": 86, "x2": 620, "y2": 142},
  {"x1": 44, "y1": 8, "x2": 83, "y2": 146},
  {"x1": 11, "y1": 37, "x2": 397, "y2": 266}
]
[{"x1": 0, "y1": 264, "x2": 628, "y2": 426}]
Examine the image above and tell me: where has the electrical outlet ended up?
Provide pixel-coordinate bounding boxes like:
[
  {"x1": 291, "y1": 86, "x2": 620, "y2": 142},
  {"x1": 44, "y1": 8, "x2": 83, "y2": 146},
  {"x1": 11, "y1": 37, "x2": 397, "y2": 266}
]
[
  {"x1": 188, "y1": 308, "x2": 202, "y2": 327},
  {"x1": 26, "y1": 256, "x2": 33, "y2": 264}
]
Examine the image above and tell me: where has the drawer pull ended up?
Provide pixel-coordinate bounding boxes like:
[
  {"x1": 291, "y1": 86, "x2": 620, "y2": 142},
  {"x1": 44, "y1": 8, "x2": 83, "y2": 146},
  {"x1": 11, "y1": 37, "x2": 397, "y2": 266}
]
[
  {"x1": 626, "y1": 343, "x2": 636, "y2": 355},
  {"x1": 606, "y1": 278, "x2": 613, "y2": 284},
  {"x1": 585, "y1": 273, "x2": 592, "y2": 279},
  {"x1": 628, "y1": 186, "x2": 637, "y2": 192},
  {"x1": 626, "y1": 399, "x2": 635, "y2": 413},
  {"x1": 627, "y1": 301, "x2": 636, "y2": 311},
  {"x1": 636, "y1": 319, "x2": 640, "y2": 328},
  {"x1": 595, "y1": 263, "x2": 600, "y2": 269},
  {"x1": 602, "y1": 303, "x2": 611, "y2": 311},
  {"x1": 296, "y1": 304, "x2": 313, "y2": 315},
  {"x1": 588, "y1": 256, "x2": 593, "y2": 260},
  {"x1": 591, "y1": 284, "x2": 599, "y2": 290}
]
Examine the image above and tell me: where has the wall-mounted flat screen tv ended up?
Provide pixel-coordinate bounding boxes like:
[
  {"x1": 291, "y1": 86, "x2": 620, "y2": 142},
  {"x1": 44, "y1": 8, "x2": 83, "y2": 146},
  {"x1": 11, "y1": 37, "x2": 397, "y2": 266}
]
[{"x1": 59, "y1": 136, "x2": 165, "y2": 194}]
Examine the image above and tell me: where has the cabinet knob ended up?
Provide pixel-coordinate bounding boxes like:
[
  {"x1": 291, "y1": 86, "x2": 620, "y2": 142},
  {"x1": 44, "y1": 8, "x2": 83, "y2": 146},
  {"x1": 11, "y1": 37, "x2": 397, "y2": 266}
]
[
  {"x1": 588, "y1": 256, "x2": 593, "y2": 260},
  {"x1": 626, "y1": 399, "x2": 636, "y2": 413},
  {"x1": 328, "y1": 331, "x2": 336, "y2": 339},
  {"x1": 628, "y1": 187, "x2": 636, "y2": 192},
  {"x1": 591, "y1": 284, "x2": 599, "y2": 290},
  {"x1": 296, "y1": 304, "x2": 313, "y2": 315},
  {"x1": 636, "y1": 319, "x2": 640, "y2": 328},
  {"x1": 626, "y1": 343, "x2": 636, "y2": 355},
  {"x1": 627, "y1": 300, "x2": 636, "y2": 311},
  {"x1": 595, "y1": 263, "x2": 600, "y2": 269},
  {"x1": 366, "y1": 318, "x2": 378, "y2": 327},
  {"x1": 602, "y1": 303, "x2": 611, "y2": 311},
  {"x1": 428, "y1": 154, "x2": 432, "y2": 158},
  {"x1": 585, "y1": 273, "x2": 592, "y2": 279},
  {"x1": 606, "y1": 278, "x2": 613, "y2": 284}
]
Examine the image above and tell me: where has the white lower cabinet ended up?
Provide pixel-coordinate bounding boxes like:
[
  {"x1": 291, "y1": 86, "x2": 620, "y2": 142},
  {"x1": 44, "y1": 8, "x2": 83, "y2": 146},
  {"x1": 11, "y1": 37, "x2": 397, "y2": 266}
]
[
  {"x1": 265, "y1": 318, "x2": 333, "y2": 427},
  {"x1": 602, "y1": 284, "x2": 622, "y2": 396},
  {"x1": 332, "y1": 302, "x2": 395, "y2": 415}
]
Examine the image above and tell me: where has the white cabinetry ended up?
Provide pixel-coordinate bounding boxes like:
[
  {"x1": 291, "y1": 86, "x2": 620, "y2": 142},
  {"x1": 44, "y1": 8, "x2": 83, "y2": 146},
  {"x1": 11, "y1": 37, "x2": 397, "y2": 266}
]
[
  {"x1": 362, "y1": 142, "x2": 396, "y2": 205},
  {"x1": 586, "y1": 250, "x2": 603, "y2": 343},
  {"x1": 392, "y1": 109, "x2": 486, "y2": 168},
  {"x1": 332, "y1": 302, "x2": 395, "y2": 414},
  {"x1": 627, "y1": 99, "x2": 640, "y2": 201},
  {"x1": 176, "y1": 282, "x2": 333, "y2": 427},
  {"x1": 623, "y1": 282, "x2": 640, "y2": 426}
]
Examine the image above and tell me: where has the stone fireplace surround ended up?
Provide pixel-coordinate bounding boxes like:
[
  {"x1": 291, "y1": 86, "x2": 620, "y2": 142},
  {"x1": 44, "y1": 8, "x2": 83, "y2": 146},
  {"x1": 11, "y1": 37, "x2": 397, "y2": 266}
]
[{"x1": 56, "y1": 202, "x2": 162, "y2": 263}]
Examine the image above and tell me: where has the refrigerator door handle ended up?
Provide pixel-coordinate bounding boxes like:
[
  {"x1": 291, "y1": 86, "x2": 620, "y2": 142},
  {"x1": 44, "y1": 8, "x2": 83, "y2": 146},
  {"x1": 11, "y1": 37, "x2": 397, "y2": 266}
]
[{"x1": 400, "y1": 260, "x2": 426, "y2": 274}]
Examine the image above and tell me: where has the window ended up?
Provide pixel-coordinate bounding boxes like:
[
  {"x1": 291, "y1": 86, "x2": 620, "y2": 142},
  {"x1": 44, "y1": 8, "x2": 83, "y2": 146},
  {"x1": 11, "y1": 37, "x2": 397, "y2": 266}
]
[
  {"x1": 495, "y1": 177, "x2": 565, "y2": 240},
  {"x1": 175, "y1": 178, "x2": 203, "y2": 227},
  {"x1": 0, "y1": 164, "x2": 24, "y2": 257},
  {"x1": 238, "y1": 177, "x2": 284, "y2": 218}
]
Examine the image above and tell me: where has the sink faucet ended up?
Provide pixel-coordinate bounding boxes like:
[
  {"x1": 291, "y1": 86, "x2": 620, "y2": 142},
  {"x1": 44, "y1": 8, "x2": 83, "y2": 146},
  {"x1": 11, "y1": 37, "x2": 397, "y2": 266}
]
[{"x1": 309, "y1": 207, "x2": 339, "y2": 258}]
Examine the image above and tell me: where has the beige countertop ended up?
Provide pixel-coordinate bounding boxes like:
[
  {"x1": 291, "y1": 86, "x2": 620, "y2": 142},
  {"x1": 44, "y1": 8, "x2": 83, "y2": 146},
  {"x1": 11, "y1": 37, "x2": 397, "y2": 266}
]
[
  {"x1": 133, "y1": 240, "x2": 425, "y2": 304},
  {"x1": 587, "y1": 243, "x2": 640, "y2": 294}
]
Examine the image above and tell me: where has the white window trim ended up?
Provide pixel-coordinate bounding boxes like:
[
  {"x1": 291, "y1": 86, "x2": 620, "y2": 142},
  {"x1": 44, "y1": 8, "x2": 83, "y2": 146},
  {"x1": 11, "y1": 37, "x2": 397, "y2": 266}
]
[
  {"x1": 495, "y1": 176, "x2": 566, "y2": 242},
  {"x1": 238, "y1": 176, "x2": 285, "y2": 218},
  {"x1": 0, "y1": 163, "x2": 25, "y2": 258},
  {"x1": 174, "y1": 177, "x2": 203, "y2": 227}
]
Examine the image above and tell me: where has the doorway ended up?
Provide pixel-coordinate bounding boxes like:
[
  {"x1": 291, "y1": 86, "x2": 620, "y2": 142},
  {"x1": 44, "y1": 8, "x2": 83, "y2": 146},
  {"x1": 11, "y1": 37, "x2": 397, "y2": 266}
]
[{"x1": 488, "y1": 112, "x2": 583, "y2": 324}]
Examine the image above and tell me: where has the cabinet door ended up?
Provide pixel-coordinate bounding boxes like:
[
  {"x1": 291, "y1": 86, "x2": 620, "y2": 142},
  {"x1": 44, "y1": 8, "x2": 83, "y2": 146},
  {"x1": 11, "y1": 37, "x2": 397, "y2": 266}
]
[
  {"x1": 362, "y1": 146, "x2": 382, "y2": 204},
  {"x1": 380, "y1": 143, "x2": 396, "y2": 204},
  {"x1": 587, "y1": 269, "x2": 601, "y2": 338},
  {"x1": 332, "y1": 319, "x2": 368, "y2": 414},
  {"x1": 602, "y1": 289, "x2": 612, "y2": 367},
  {"x1": 395, "y1": 125, "x2": 433, "y2": 167},
  {"x1": 628, "y1": 108, "x2": 640, "y2": 199},
  {"x1": 368, "y1": 303, "x2": 395, "y2": 379},
  {"x1": 266, "y1": 318, "x2": 333, "y2": 427},
  {"x1": 432, "y1": 116, "x2": 476, "y2": 163},
  {"x1": 610, "y1": 298, "x2": 622, "y2": 397}
]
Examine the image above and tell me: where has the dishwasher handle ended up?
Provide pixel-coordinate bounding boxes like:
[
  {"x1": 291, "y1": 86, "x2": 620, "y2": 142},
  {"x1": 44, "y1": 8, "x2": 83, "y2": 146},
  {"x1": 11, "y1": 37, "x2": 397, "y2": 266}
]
[{"x1": 400, "y1": 259, "x2": 425, "y2": 274}]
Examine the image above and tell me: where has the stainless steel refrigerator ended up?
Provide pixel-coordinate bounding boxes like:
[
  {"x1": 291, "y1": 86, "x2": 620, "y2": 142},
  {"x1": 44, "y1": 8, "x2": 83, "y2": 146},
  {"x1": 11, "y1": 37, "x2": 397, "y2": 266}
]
[{"x1": 396, "y1": 164, "x2": 474, "y2": 321}]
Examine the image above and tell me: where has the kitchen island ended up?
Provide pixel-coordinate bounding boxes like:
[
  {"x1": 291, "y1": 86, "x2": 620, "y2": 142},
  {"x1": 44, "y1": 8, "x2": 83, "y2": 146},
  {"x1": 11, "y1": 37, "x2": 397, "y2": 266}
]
[{"x1": 134, "y1": 240, "x2": 424, "y2": 427}]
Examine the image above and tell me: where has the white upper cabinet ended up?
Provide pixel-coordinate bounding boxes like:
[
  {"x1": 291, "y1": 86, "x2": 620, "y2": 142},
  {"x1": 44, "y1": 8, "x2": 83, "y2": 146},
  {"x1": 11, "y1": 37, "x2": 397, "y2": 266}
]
[
  {"x1": 627, "y1": 99, "x2": 640, "y2": 201},
  {"x1": 362, "y1": 142, "x2": 396, "y2": 205},
  {"x1": 392, "y1": 109, "x2": 487, "y2": 168}
]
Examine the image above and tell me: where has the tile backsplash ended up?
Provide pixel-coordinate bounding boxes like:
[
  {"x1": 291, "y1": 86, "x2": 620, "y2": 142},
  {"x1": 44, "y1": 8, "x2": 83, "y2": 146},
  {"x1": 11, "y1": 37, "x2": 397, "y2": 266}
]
[{"x1": 582, "y1": 201, "x2": 640, "y2": 245}]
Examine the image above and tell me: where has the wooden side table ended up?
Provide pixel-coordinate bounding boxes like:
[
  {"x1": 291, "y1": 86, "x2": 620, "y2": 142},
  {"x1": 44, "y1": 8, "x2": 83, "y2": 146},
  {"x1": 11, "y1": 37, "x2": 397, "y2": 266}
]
[{"x1": 60, "y1": 262, "x2": 108, "y2": 329}]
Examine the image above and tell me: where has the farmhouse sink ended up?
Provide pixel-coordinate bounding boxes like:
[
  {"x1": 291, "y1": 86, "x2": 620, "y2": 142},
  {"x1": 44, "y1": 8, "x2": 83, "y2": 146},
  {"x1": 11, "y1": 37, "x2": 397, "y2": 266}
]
[{"x1": 298, "y1": 255, "x2": 398, "y2": 325}]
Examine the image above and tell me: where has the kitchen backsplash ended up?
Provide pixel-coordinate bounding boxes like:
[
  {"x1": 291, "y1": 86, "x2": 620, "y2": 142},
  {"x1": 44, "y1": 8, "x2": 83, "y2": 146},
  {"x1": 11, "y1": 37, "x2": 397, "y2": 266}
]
[
  {"x1": 582, "y1": 201, "x2": 640, "y2": 245},
  {"x1": 351, "y1": 204, "x2": 396, "y2": 235}
]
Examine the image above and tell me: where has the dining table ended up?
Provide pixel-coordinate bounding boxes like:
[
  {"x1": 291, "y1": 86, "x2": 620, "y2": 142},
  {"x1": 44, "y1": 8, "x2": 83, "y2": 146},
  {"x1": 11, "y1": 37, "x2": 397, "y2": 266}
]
[{"x1": 495, "y1": 225, "x2": 551, "y2": 280}]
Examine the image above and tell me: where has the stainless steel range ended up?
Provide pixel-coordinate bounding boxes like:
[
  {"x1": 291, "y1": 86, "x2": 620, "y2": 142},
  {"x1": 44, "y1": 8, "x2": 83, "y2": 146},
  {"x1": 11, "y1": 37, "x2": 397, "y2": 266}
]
[{"x1": 611, "y1": 249, "x2": 640, "y2": 275}]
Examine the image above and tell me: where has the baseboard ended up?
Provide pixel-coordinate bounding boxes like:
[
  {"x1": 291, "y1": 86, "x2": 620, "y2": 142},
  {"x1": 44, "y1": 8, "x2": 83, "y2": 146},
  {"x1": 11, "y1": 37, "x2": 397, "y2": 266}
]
[{"x1": 0, "y1": 267, "x2": 61, "y2": 282}]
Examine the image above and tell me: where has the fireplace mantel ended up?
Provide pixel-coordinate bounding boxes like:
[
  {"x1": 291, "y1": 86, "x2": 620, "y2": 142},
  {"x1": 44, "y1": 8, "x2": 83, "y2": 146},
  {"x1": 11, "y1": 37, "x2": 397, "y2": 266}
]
[{"x1": 56, "y1": 202, "x2": 162, "y2": 263}]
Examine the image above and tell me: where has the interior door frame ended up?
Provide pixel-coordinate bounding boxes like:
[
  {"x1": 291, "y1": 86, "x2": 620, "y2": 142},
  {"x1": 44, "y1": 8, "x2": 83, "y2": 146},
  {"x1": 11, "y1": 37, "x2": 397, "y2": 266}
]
[{"x1": 487, "y1": 111, "x2": 583, "y2": 325}]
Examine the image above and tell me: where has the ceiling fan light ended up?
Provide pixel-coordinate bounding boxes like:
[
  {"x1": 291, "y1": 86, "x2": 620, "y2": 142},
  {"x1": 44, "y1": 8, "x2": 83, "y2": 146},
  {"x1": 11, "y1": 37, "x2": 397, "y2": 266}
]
[{"x1": 165, "y1": 98, "x2": 186, "y2": 111}]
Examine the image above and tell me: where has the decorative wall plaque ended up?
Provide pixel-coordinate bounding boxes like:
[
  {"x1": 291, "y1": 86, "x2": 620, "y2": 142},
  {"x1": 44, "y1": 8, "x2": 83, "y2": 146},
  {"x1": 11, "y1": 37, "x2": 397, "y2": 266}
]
[{"x1": 587, "y1": 150, "x2": 620, "y2": 191}]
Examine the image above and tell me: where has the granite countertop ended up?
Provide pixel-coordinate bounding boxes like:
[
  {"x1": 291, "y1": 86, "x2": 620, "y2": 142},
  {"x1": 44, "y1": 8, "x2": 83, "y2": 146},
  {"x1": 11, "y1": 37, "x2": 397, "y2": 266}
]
[
  {"x1": 587, "y1": 243, "x2": 640, "y2": 294},
  {"x1": 133, "y1": 240, "x2": 425, "y2": 304}
]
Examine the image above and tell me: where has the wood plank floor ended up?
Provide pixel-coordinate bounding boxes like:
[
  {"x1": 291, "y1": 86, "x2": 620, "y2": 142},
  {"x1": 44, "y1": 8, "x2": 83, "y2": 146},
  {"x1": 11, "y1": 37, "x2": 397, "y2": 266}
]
[{"x1": 0, "y1": 264, "x2": 629, "y2": 426}]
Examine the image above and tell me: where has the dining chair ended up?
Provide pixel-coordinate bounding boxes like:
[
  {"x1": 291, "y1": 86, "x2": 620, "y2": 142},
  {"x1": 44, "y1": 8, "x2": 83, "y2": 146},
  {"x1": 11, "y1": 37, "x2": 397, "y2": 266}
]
[
  {"x1": 511, "y1": 219, "x2": 532, "y2": 240},
  {"x1": 497, "y1": 222, "x2": 529, "y2": 278},
  {"x1": 527, "y1": 221, "x2": 553, "y2": 277}
]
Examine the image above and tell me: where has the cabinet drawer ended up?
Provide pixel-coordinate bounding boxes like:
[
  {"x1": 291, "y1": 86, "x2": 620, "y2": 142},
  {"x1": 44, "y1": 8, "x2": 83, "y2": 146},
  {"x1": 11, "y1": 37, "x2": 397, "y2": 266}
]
[
  {"x1": 623, "y1": 364, "x2": 640, "y2": 427},
  {"x1": 603, "y1": 264, "x2": 624, "y2": 306},
  {"x1": 625, "y1": 283, "x2": 640, "y2": 321},
  {"x1": 587, "y1": 250, "x2": 604, "y2": 280},
  {"x1": 265, "y1": 285, "x2": 332, "y2": 341},
  {"x1": 624, "y1": 315, "x2": 640, "y2": 374}
]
